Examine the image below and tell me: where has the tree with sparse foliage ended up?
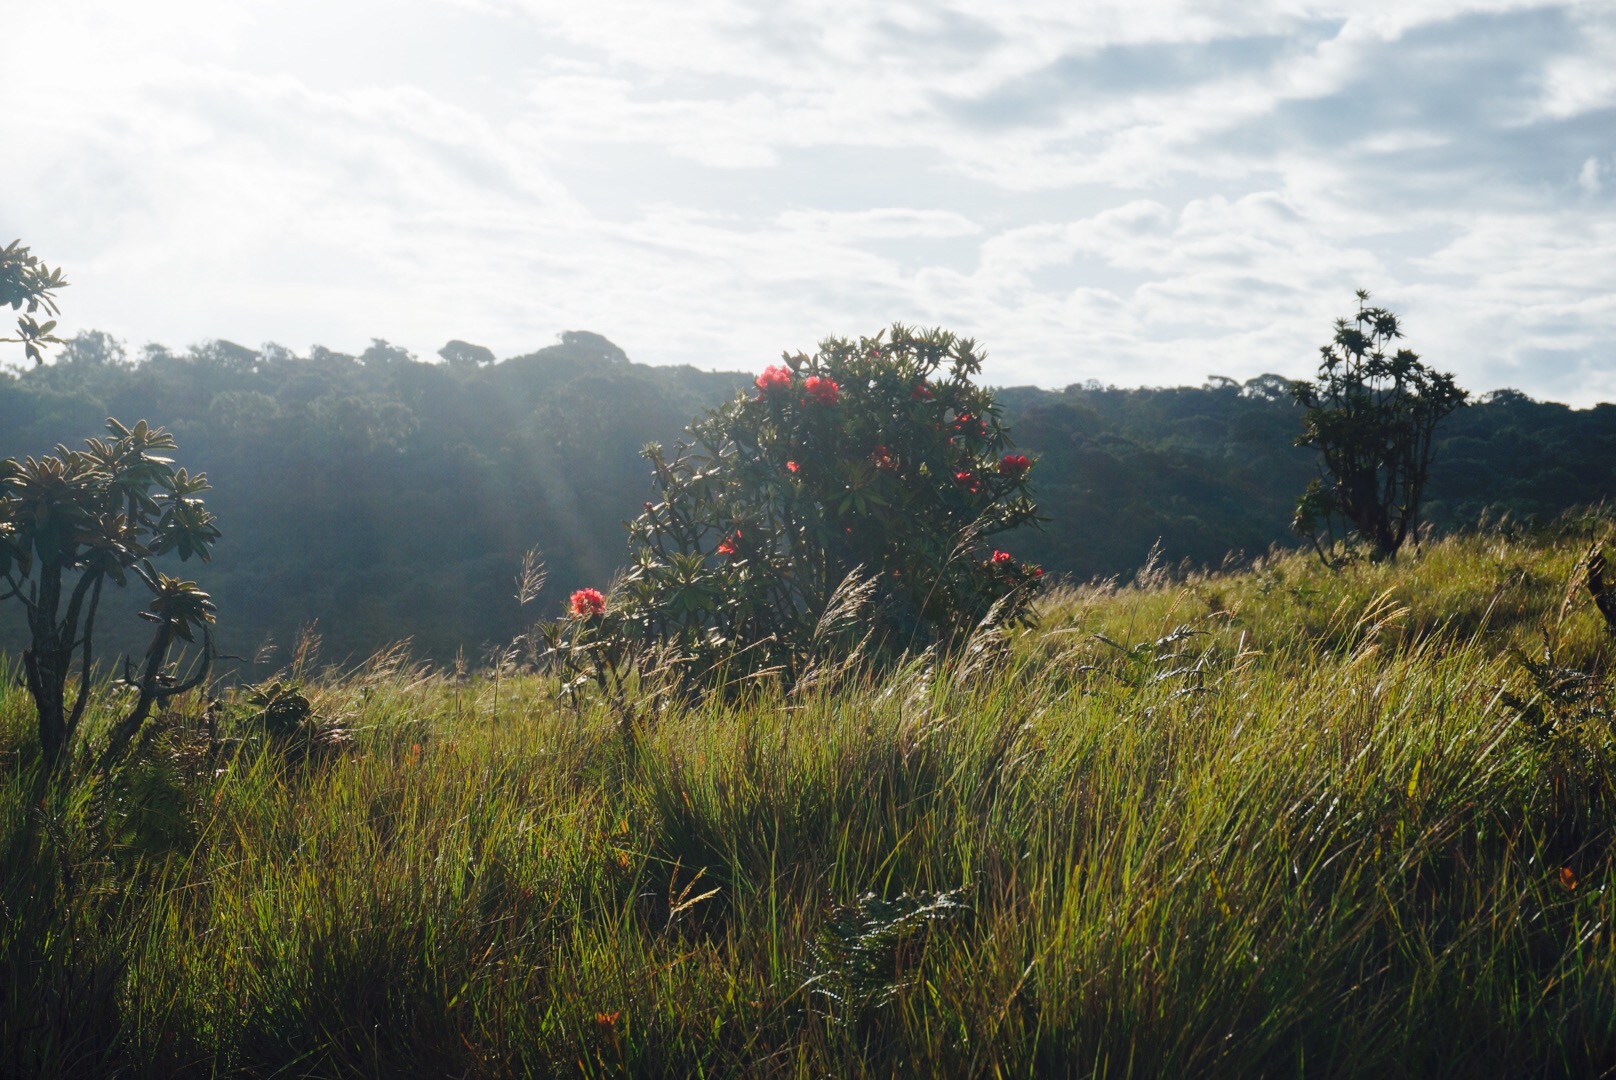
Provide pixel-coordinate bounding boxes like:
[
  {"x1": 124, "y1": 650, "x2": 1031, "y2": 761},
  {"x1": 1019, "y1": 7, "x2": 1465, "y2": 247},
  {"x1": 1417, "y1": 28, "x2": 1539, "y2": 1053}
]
[
  {"x1": 1, "y1": 250, "x2": 221, "y2": 769},
  {"x1": 1293, "y1": 291, "x2": 1467, "y2": 560},
  {"x1": 1, "y1": 419, "x2": 221, "y2": 769}
]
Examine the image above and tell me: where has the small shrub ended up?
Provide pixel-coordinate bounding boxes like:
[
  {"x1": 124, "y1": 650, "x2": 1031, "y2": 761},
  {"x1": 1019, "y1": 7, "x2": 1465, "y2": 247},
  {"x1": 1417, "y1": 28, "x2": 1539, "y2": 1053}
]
[
  {"x1": 231, "y1": 677, "x2": 351, "y2": 760},
  {"x1": 804, "y1": 887, "x2": 974, "y2": 1017},
  {"x1": 0, "y1": 419, "x2": 220, "y2": 770},
  {"x1": 554, "y1": 325, "x2": 1043, "y2": 691}
]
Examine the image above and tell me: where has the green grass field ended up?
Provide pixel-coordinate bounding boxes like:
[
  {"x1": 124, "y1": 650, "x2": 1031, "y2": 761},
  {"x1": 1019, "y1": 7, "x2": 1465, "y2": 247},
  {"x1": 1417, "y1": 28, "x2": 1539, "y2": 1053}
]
[{"x1": 6, "y1": 514, "x2": 1616, "y2": 1077}]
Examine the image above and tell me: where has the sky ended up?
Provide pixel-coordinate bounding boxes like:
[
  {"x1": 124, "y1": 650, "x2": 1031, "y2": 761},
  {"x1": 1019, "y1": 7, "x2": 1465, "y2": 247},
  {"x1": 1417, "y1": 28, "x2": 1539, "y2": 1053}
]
[{"x1": 3, "y1": 0, "x2": 1614, "y2": 403}]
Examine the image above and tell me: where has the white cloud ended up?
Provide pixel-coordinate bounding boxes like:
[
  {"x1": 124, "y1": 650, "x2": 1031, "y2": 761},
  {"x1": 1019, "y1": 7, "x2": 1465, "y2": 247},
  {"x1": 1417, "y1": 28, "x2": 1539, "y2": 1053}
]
[
  {"x1": 1532, "y1": 2, "x2": 1616, "y2": 118},
  {"x1": 1582, "y1": 157, "x2": 1605, "y2": 193},
  {"x1": 2, "y1": 0, "x2": 1614, "y2": 403}
]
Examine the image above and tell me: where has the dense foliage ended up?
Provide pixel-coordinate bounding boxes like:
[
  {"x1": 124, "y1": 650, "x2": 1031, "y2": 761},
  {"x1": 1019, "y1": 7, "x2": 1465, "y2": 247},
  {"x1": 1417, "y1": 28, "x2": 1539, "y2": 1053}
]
[
  {"x1": 1293, "y1": 292, "x2": 1467, "y2": 559},
  {"x1": 0, "y1": 332, "x2": 746, "y2": 666},
  {"x1": 585, "y1": 326, "x2": 1041, "y2": 688},
  {"x1": 6, "y1": 521, "x2": 1616, "y2": 1076},
  {"x1": 1, "y1": 330, "x2": 1611, "y2": 668}
]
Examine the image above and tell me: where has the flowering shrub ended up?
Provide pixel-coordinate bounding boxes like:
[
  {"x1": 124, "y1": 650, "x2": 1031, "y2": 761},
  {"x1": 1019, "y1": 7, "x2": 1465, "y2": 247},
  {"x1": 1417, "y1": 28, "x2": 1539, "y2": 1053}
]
[
  {"x1": 569, "y1": 587, "x2": 607, "y2": 618},
  {"x1": 568, "y1": 324, "x2": 1041, "y2": 691}
]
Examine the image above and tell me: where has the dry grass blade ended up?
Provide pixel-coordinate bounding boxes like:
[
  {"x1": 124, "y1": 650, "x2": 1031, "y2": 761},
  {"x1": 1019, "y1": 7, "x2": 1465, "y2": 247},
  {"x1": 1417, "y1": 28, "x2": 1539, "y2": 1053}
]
[{"x1": 515, "y1": 547, "x2": 548, "y2": 608}]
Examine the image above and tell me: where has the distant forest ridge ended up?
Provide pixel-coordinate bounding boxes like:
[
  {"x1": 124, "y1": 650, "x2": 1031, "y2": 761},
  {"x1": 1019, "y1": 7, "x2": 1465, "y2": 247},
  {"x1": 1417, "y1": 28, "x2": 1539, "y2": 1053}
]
[{"x1": 2, "y1": 329, "x2": 1611, "y2": 667}]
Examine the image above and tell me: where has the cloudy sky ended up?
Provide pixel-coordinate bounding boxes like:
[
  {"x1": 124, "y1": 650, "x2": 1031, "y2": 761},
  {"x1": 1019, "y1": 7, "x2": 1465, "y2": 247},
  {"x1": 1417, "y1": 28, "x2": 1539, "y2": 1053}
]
[{"x1": 3, "y1": 0, "x2": 1613, "y2": 402}]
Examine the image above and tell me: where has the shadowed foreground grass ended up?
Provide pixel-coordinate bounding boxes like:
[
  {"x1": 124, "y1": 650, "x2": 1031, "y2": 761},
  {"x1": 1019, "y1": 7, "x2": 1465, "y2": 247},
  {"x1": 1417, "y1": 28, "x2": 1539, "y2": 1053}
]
[{"x1": 5, "y1": 517, "x2": 1616, "y2": 1077}]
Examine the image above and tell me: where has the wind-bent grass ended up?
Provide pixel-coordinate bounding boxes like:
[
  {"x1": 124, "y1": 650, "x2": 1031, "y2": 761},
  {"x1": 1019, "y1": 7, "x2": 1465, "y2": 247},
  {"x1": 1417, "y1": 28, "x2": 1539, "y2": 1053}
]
[{"x1": 5, "y1": 520, "x2": 1616, "y2": 1077}]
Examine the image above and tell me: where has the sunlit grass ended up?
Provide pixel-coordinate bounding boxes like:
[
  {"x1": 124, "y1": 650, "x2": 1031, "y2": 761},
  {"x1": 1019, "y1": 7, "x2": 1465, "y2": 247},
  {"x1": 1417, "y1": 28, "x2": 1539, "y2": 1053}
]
[{"x1": 6, "y1": 517, "x2": 1616, "y2": 1077}]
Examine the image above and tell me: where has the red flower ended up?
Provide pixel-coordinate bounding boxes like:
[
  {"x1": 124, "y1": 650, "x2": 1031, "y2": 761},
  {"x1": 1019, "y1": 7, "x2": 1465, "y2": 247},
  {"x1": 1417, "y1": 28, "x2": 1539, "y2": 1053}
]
[
  {"x1": 991, "y1": 550, "x2": 1013, "y2": 565},
  {"x1": 999, "y1": 453, "x2": 1031, "y2": 477},
  {"x1": 717, "y1": 531, "x2": 740, "y2": 556},
  {"x1": 870, "y1": 444, "x2": 894, "y2": 470},
  {"x1": 755, "y1": 365, "x2": 793, "y2": 395},
  {"x1": 911, "y1": 383, "x2": 932, "y2": 401},
  {"x1": 954, "y1": 470, "x2": 981, "y2": 493},
  {"x1": 786, "y1": 460, "x2": 800, "y2": 473},
  {"x1": 952, "y1": 412, "x2": 987, "y2": 437},
  {"x1": 1033, "y1": 566, "x2": 1044, "y2": 578},
  {"x1": 803, "y1": 375, "x2": 840, "y2": 405},
  {"x1": 569, "y1": 587, "x2": 606, "y2": 618}
]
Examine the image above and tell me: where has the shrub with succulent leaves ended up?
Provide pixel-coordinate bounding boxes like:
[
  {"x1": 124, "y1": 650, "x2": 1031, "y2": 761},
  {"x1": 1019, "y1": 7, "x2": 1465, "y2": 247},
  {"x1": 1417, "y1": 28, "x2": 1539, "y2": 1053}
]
[
  {"x1": 552, "y1": 325, "x2": 1043, "y2": 692},
  {"x1": 0, "y1": 419, "x2": 220, "y2": 770}
]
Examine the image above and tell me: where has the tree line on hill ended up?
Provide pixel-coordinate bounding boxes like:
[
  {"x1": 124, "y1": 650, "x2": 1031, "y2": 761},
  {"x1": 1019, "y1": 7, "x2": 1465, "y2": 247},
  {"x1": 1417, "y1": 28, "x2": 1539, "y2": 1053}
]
[{"x1": 2, "y1": 329, "x2": 1611, "y2": 668}]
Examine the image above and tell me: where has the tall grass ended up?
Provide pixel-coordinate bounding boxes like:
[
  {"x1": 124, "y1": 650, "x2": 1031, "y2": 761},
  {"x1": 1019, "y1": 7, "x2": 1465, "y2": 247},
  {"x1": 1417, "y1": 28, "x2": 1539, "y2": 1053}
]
[{"x1": 5, "y1": 520, "x2": 1616, "y2": 1077}]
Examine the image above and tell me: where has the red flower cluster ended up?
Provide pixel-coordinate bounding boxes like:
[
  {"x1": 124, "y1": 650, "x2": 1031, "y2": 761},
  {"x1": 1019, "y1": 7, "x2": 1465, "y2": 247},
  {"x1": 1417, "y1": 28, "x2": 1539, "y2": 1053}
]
[
  {"x1": 910, "y1": 382, "x2": 932, "y2": 401},
  {"x1": 999, "y1": 453, "x2": 1031, "y2": 477},
  {"x1": 955, "y1": 469, "x2": 982, "y2": 493},
  {"x1": 786, "y1": 460, "x2": 800, "y2": 473},
  {"x1": 569, "y1": 587, "x2": 606, "y2": 618},
  {"x1": 803, "y1": 375, "x2": 840, "y2": 405},
  {"x1": 870, "y1": 444, "x2": 895, "y2": 470},
  {"x1": 755, "y1": 365, "x2": 793, "y2": 395},
  {"x1": 717, "y1": 530, "x2": 741, "y2": 556},
  {"x1": 952, "y1": 412, "x2": 987, "y2": 437},
  {"x1": 984, "y1": 550, "x2": 1043, "y2": 579}
]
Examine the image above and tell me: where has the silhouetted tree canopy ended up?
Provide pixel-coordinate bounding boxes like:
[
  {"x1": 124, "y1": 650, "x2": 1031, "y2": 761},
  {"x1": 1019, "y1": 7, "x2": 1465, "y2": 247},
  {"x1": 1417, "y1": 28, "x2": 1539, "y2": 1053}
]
[
  {"x1": 1, "y1": 329, "x2": 1610, "y2": 670},
  {"x1": 438, "y1": 339, "x2": 495, "y2": 367},
  {"x1": 1292, "y1": 292, "x2": 1467, "y2": 560}
]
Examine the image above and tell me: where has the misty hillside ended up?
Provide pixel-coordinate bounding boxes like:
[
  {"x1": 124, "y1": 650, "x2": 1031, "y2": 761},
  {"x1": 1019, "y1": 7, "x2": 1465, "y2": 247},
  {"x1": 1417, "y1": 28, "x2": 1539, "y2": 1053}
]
[{"x1": 2, "y1": 331, "x2": 1612, "y2": 666}]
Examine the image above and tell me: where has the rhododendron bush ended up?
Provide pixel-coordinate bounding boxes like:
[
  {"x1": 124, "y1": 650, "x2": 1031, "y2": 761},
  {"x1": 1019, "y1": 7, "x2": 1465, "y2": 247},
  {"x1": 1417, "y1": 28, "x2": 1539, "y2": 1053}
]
[{"x1": 560, "y1": 325, "x2": 1042, "y2": 690}]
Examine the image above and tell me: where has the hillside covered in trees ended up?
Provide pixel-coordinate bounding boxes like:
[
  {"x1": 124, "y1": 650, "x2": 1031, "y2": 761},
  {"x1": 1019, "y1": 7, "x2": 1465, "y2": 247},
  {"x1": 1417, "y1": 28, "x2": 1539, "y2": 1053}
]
[{"x1": 2, "y1": 331, "x2": 1612, "y2": 666}]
